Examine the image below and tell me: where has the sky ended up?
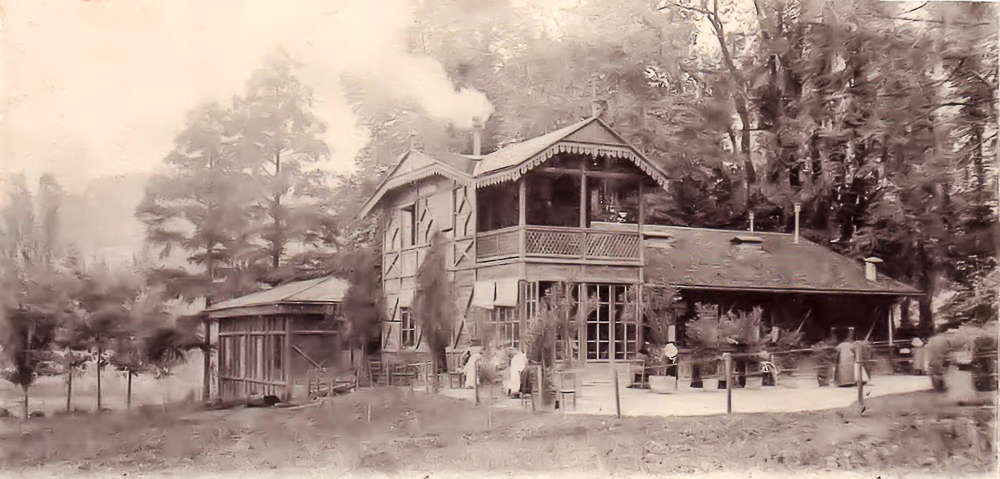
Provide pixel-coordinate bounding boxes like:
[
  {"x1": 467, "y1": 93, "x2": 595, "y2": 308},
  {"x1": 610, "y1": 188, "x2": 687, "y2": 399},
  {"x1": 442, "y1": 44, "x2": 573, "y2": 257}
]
[{"x1": 1, "y1": 0, "x2": 497, "y2": 194}]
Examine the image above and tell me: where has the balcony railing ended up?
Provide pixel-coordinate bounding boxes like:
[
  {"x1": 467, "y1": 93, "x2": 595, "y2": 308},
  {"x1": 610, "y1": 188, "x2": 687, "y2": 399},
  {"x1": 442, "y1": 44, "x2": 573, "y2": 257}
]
[{"x1": 476, "y1": 225, "x2": 641, "y2": 262}]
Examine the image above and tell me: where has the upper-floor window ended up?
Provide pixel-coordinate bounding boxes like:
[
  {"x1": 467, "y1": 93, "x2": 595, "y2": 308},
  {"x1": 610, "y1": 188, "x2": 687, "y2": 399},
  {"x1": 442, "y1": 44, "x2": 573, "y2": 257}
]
[
  {"x1": 476, "y1": 183, "x2": 519, "y2": 232},
  {"x1": 401, "y1": 204, "x2": 417, "y2": 247}
]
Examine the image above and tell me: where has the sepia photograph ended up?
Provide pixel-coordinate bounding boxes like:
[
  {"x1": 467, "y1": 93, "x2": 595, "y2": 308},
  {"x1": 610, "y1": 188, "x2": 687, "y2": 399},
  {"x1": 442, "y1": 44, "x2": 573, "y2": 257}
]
[{"x1": 0, "y1": 0, "x2": 997, "y2": 478}]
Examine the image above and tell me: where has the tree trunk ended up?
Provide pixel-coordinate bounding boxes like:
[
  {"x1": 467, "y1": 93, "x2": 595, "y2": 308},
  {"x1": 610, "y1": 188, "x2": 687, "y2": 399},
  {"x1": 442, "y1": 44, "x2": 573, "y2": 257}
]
[
  {"x1": 127, "y1": 371, "x2": 133, "y2": 410},
  {"x1": 66, "y1": 365, "x2": 72, "y2": 413},
  {"x1": 22, "y1": 385, "x2": 28, "y2": 421},
  {"x1": 431, "y1": 354, "x2": 439, "y2": 393},
  {"x1": 96, "y1": 346, "x2": 103, "y2": 413}
]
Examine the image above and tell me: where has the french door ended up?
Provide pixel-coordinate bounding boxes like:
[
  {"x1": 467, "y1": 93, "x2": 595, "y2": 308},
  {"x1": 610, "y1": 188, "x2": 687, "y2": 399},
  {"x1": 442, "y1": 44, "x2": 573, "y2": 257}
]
[{"x1": 585, "y1": 284, "x2": 639, "y2": 361}]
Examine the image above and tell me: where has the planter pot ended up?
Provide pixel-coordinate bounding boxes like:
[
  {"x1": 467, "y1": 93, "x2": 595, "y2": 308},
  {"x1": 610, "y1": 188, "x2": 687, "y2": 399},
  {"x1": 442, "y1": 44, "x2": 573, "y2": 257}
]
[
  {"x1": 745, "y1": 376, "x2": 763, "y2": 390},
  {"x1": 649, "y1": 375, "x2": 678, "y2": 394},
  {"x1": 702, "y1": 378, "x2": 720, "y2": 390},
  {"x1": 677, "y1": 379, "x2": 693, "y2": 392}
]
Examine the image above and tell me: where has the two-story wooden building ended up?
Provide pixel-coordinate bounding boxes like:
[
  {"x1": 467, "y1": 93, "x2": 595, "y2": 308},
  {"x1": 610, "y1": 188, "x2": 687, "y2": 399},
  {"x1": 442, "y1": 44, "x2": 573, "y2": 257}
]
[{"x1": 357, "y1": 116, "x2": 920, "y2": 372}]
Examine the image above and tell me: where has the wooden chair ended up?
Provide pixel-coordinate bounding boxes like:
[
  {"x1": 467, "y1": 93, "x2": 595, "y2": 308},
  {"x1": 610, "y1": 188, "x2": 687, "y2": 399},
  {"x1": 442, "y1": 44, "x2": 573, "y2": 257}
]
[
  {"x1": 519, "y1": 368, "x2": 535, "y2": 411},
  {"x1": 446, "y1": 352, "x2": 466, "y2": 388}
]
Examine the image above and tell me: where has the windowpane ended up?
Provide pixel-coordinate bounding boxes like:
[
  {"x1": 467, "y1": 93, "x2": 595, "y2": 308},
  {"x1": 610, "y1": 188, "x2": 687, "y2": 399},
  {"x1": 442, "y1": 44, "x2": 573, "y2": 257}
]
[
  {"x1": 491, "y1": 306, "x2": 519, "y2": 350},
  {"x1": 526, "y1": 173, "x2": 581, "y2": 227},
  {"x1": 476, "y1": 183, "x2": 520, "y2": 232},
  {"x1": 587, "y1": 177, "x2": 640, "y2": 225}
]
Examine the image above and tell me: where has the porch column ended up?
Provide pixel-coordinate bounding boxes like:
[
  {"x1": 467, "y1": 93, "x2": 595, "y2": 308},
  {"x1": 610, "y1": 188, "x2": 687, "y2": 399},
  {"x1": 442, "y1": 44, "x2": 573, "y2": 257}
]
[
  {"x1": 284, "y1": 317, "x2": 293, "y2": 402},
  {"x1": 518, "y1": 178, "x2": 526, "y2": 260},
  {"x1": 579, "y1": 171, "x2": 587, "y2": 258},
  {"x1": 638, "y1": 182, "x2": 646, "y2": 350}
]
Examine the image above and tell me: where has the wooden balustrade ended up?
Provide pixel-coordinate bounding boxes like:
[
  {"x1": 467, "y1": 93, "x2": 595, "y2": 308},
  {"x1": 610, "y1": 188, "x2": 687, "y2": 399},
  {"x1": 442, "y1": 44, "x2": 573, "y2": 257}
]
[{"x1": 476, "y1": 226, "x2": 640, "y2": 262}]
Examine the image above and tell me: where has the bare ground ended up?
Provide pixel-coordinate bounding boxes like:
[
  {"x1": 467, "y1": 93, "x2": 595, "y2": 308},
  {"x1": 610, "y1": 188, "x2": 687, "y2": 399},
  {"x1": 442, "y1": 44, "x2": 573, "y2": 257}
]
[{"x1": 0, "y1": 388, "x2": 994, "y2": 478}]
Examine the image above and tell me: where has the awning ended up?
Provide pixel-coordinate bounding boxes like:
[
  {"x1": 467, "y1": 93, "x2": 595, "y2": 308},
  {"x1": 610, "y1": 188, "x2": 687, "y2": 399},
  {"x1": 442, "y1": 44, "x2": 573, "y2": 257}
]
[
  {"x1": 471, "y1": 281, "x2": 496, "y2": 309},
  {"x1": 494, "y1": 279, "x2": 520, "y2": 308},
  {"x1": 398, "y1": 289, "x2": 415, "y2": 308}
]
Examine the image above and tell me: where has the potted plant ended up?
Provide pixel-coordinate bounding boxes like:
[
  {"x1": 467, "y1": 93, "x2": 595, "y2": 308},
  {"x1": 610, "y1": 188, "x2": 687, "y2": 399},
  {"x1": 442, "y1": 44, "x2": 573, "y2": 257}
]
[
  {"x1": 685, "y1": 303, "x2": 729, "y2": 390},
  {"x1": 627, "y1": 284, "x2": 681, "y2": 392}
]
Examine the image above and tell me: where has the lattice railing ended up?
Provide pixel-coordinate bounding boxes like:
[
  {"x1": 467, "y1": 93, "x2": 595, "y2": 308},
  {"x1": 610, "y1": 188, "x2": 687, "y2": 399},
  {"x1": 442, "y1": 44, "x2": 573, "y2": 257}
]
[
  {"x1": 525, "y1": 227, "x2": 583, "y2": 256},
  {"x1": 476, "y1": 227, "x2": 641, "y2": 262},
  {"x1": 476, "y1": 227, "x2": 519, "y2": 261},
  {"x1": 585, "y1": 231, "x2": 641, "y2": 259}
]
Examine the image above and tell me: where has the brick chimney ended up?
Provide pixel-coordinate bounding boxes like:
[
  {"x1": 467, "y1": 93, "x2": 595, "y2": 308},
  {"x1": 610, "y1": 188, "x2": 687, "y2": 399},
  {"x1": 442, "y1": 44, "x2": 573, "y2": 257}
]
[{"x1": 472, "y1": 116, "x2": 483, "y2": 156}]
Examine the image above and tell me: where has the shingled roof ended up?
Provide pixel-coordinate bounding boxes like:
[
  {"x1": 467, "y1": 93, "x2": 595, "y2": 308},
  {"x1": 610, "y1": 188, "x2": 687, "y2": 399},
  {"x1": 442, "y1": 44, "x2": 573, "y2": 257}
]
[
  {"x1": 204, "y1": 275, "x2": 350, "y2": 318},
  {"x1": 642, "y1": 226, "x2": 920, "y2": 296}
]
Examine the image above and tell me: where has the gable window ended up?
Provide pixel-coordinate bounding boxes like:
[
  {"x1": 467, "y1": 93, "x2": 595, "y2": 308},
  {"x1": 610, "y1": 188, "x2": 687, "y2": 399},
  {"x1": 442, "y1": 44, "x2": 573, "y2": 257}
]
[
  {"x1": 401, "y1": 205, "x2": 416, "y2": 247},
  {"x1": 400, "y1": 307, "x2": 416, "y2": 348}
]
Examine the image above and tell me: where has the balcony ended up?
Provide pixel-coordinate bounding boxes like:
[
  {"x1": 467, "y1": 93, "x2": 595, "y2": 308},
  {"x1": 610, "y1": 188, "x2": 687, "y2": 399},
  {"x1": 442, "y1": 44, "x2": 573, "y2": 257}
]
[{"x1": 476, "y1": 225, "x2": 641, "y2": 263}]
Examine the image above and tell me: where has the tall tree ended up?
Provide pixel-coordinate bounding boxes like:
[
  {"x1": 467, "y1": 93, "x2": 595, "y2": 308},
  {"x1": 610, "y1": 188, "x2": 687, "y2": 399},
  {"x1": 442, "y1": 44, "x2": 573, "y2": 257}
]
[
  {"x1": 342, "y1": 247, "x2": 386, "y2": 385},
  {"x1": 236, "y1": 51, "x2": 332, "y2": 272},
  {"x1": 0, "y1": 173, "x2": 68, "y2": 419},
  {"x1": 412, "y1": 231, "x2": 456, "y2": 392},
  {"x1": 37, "y1": 173, "x2": 64, "y2": 268},
  {"x1": 136, "y1": 102, "x2": 256, "y2": 302}
]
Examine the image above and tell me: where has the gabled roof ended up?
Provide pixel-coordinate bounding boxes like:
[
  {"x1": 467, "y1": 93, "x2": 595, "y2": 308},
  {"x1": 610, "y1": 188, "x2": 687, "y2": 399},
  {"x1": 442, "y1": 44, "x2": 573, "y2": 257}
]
[
  {"x1": 473, "y1": 117, "x2": 669, "y2": 188},
  {"x1": 643, "y1": 225, "x2": 920, "y2": 296},
  {"x1": 357, "y1": 116, "x2": 671, "y2": 218},
  {"x1": 357, "y1": 149, "x2": 475, "y2": 218},
  {"x1": 204, "y1": 275, "x2": 350, "y2": 318}
]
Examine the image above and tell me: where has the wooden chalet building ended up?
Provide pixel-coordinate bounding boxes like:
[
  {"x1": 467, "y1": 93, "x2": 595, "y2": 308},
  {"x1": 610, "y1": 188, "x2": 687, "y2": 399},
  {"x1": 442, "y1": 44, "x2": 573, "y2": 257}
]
[{"x1": 353, "y1": 115, "x2": 921, "y2": 375}]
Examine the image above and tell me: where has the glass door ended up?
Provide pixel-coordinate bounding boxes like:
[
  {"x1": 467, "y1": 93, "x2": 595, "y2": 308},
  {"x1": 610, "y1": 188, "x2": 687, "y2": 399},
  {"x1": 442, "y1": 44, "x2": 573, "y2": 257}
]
[{"x1": 585, "y1": 284, "x2": 638, "y2": 361}]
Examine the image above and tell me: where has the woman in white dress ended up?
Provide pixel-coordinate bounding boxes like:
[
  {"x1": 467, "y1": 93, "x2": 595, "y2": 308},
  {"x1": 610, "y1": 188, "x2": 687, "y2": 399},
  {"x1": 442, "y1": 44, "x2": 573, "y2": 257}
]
[
  {"x1": 505, "y1": 351, "x2": 528, "y2": 396},
  {"x1": 463, "y1": 351, "x2": 483, "y2": 389}
]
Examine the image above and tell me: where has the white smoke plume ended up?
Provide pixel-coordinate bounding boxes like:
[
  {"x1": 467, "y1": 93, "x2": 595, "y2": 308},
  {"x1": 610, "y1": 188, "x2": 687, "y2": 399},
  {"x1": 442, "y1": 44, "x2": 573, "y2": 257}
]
[{"x1": 3, "y1": 0, "x2": 496, "y2": 188}]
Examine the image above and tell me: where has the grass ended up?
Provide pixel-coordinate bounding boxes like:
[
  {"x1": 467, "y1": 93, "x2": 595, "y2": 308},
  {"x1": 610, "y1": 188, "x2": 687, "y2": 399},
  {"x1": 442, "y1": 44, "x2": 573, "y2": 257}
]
[{"x1": 0, "y1": 387, "x2": 994, "y2": 476}]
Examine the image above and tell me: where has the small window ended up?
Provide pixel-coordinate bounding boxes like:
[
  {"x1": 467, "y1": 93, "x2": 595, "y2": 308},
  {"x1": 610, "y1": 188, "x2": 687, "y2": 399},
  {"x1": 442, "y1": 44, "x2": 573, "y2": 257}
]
[
  {"x1": 401, "y1": 205, "x2": 416, "y2": 247},
  {"x1": 400, "y1": 307, "x2": 416, "y2": 348}
]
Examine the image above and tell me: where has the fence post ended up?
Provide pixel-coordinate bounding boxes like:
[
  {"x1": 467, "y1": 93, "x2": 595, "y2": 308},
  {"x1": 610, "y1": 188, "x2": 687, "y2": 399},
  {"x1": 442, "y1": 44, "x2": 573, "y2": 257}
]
[
  {"x1": 613, "y1": 364, "x2": 622, "y2": 419},
  {"x1": 856, "y1": 341, "x2": 865, "y2": 411},
  {"x1": 724, "y1": 353, "x2": 733, "y2": 415},
  {"x1": 474, "y1": 368, "x2": 481, "y2": 407},
  {"x1": 769, "y1": 353, "x2": 777, "y2": 387}
]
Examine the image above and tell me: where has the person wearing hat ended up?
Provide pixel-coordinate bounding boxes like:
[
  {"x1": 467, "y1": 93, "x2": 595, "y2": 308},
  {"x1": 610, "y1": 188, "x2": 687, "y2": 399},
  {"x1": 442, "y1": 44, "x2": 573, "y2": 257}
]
[{"x1": 662, "y1": 342, "x2": 679, "y2": 378}]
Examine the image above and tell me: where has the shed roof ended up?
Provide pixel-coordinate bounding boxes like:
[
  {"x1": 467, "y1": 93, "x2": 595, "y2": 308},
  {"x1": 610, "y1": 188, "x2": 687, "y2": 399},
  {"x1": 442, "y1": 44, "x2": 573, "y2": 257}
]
[
  {"x1": 643, "y1": 226, "x2": 920, "y2": 296},
  {"x1": 204, "y1": 275, "x2": 350, "y2": 314}
]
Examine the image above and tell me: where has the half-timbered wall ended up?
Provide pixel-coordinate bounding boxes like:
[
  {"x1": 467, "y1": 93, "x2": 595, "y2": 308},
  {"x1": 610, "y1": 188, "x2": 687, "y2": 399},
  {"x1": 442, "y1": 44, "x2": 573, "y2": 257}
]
[{"x1": 380, "y1": 175, "x2": 476, "y2": 356}]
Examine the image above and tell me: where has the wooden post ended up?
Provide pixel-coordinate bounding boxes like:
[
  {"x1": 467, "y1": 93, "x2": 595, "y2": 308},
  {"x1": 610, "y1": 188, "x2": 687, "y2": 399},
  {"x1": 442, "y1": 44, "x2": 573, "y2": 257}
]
[
  {"x1": 888, "y1": 303, "x2": 895, "y2": 373},
  {"x1": 613, "y1": 363, "x2": 622, "y2": 419},
  {"x1": 724, "y1": 353, "x2": 733, "y2": 415},
  {"x1": 474, "y1": 362, "x2": 481, "y2": 407},
  {"x1": 203, "y1": 317, "x2": 211, "y2": 402},
  {"x1": 284, "y1": 318, "x2": 293, "y2": 402},
  {"x1": 487, "y1": 384, "x2": 493, "y2": 428},
  {"x1": 580, "y1": 171, "x2": 587, "y2": 258},
  {"x1": 856, "y1": 341, "x2": 865, "y2": 411},
  {"x1": 519, "y1": 178, "x2": 527, "y2": 259}
]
